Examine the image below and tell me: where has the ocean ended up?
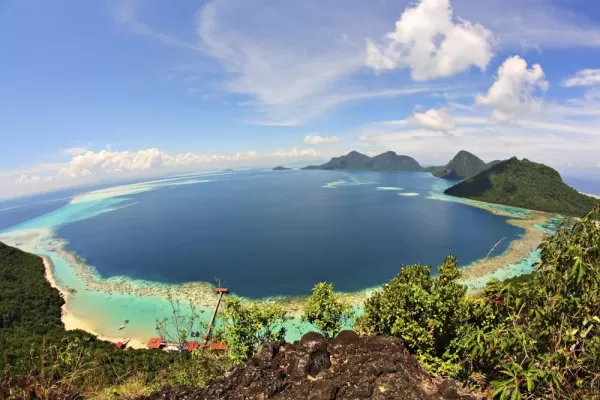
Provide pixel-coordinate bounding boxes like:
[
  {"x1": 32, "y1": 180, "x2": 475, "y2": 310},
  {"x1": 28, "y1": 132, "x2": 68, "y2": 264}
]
[{"x1": 0, "y1": 169, "x2": 597, "y2": 342}]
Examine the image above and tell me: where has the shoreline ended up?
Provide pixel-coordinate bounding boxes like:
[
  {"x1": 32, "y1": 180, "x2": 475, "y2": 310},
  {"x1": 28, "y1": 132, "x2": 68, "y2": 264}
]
[
  {"x1": 6, "y1": 189, "x2": 558, "y2": 349},
  {"x1": 42, "y1": 255, "x2": 147, "y2": 349}
]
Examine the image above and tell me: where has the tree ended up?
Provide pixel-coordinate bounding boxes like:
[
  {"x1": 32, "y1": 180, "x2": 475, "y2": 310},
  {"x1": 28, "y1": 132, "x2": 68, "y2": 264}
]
[
  {"x1": 301, "y1": 282, "x2": 353, "y2": 339},
  {"x1": 356, "y1": 254, "x2": 467, "y2": 372},
  {"x1": 220, "y1": 298, "x2": 287, "y2": 363}
]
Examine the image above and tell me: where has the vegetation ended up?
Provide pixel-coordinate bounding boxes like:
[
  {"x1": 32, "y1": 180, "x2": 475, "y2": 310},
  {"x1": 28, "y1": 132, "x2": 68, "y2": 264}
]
[
  {"x1": 0, "y1": 242, "x2": 230, "y2": 399},
  {"x1": 444, "y1": 157, "x2": 598, "y2": 216},
  {"x1": 356, "y1": 254, "x2": 467, "y2": 375},
  {"x1": 358, "y1": 203, "x2": 600, "y2": 399},
  {"x1": 432, "y1": 150, "x2": 497, "y2": 180},
  {"x1": 302, "y1": 150, "x2": 423, "y2": 171},
  {"x1": 220, "y1": 297, "x2": 287, "y2": 363},
  {"x1": 301, "y1": 282, "x2": 353, "y2": 339},
  {"x1": 3, "y1": 201, "x2": 600, "y2": 399}
]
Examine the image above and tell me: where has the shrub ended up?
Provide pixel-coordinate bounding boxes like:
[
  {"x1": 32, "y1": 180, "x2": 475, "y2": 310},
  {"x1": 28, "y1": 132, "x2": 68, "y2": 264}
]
[{"x1": 301, "y1": 282, "x2": 353, "y2": 339}]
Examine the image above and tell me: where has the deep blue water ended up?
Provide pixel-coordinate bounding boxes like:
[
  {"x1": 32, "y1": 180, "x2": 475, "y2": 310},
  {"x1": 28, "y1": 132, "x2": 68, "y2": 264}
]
[{"x1": 36, "y1": 170, "x2": 525, "y2": 298}]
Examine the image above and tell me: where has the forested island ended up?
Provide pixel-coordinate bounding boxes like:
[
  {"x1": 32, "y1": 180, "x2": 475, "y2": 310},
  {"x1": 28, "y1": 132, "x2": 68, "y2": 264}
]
[
  {"x1": 273, "y1": 166, "x2": 291, "y2": 171},
  {"x1": 302, "y1": 150, "x2": 423, "y2": 172},
  {"x1": 444, "y1": 157, "x2": 597, "y2": 216},
  {"x1": 302, "y1": 150, "x2": 598, "y2": 216}
]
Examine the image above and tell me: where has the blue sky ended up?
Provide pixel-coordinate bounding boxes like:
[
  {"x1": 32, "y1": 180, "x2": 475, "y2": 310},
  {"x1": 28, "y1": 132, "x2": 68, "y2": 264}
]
[{"x1": 1, "y1": 0, "x2": 600, "y2": 198}]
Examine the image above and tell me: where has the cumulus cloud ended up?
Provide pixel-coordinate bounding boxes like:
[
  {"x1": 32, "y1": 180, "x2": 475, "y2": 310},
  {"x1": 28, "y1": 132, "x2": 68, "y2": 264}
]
[
  {"x1": 476, "y1": 56, "x2": 548, "y2": 123},
  {"x1": 303, "y1": 135, "x2": 340, "y2": 145},
  {"x1": 366, "y1": 0, "x2": 494, "y2": 80},
  {"x1": 562, "y1": 69, "x2": 600, "y2": 87},
  {"x1": 409, "y1": 108, "x2": 456, "y2": 131},
  {"x1": 272, "y1": 148, "x2": 320, "y2": 158},
  {"x1": 58, "y1": 149, "x2": 258, "y2": 178}
]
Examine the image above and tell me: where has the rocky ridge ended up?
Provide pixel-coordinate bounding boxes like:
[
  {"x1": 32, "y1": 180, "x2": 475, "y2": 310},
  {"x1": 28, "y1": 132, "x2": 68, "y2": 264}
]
[{"x1": 141, "y1": 331, "x2": 483, "y2": 400}]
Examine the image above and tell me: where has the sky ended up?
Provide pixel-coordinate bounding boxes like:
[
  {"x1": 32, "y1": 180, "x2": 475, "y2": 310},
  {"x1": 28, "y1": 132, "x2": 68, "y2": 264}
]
[{"x1": 1, "y1": 0, "x2": 600, "y2": 198}]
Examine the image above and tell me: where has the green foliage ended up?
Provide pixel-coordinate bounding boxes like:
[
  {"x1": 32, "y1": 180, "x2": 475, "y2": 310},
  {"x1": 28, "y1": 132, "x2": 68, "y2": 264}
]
[
  {"x1": 358, "y1": 204, "x2": 600, "y2": 400},
  {"x1": 444, "y1": 157, "x2": 598, "y2": 216},
  {"x1": 301, "y1": 282, "x2": 353, "y2": 339},
  {"x1": 0, "y1": 242, "x2": 229, "y2": 398},
  {"x1": 220, "y1": 297, "x2": 287, "y2": 363},
  {"x1": 357, "y1": 254, "x2": 467, "y2": 362}
]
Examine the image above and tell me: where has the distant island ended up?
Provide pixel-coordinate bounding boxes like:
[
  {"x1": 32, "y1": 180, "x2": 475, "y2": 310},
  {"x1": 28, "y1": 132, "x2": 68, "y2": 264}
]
[
  {"x1": 431, "y1": 150, "x2": 502, "y2": 180},
  {"x1": 222, "y1": 169, "x2": 235, "y2": 172},
  {"x1": 273, "y1": 166, "x2": 292, "y2": 171},
  {"x1": 300, "y1": 149, "x2": 598, "y2": 215},
  {"x1": 302, "y1": 151, "x2": 422, "y2": 172},
  {"x1": 444, "y1": 157, "x2": 598, "y2": 216}
]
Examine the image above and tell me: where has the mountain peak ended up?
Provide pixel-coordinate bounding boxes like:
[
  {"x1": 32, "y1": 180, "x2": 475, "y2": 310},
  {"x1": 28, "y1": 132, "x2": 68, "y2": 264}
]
[
  {"x1": 432, "y1": 150, "x2": 488, "y2": 181},
  {"x1": 302, "y1": 151, "x2": 422, "y2": 172}
]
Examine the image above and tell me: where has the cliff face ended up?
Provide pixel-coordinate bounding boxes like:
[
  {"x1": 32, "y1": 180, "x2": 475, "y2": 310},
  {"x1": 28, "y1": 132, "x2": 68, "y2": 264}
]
[{"x1": 142, "y1": 331, "x2": 482, "y2": 400}]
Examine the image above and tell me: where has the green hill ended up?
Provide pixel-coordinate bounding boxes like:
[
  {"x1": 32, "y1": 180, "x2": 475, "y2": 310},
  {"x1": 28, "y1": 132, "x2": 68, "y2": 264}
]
[
  {"x1": 302, "y1": 151, "x2": 422, "y2": 171},
  {"x1": 444, "y1": 157, "x2": 598, "y2": 216},
  {"x1": 432, "y1": 150, "x2": 496, "y2": 180}
]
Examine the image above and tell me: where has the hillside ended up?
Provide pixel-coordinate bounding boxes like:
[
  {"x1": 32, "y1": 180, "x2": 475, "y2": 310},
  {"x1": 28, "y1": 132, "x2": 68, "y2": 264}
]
[
  {"x1": 444, "y1": 157, "x2": 598, "y2": 216},
  {"x1": 0, "y1": 241, "x2": 227, "y2": 398},
  {"x1": 302, "y1": 151, "x2": 423, "y2": 171},
  {"x1": 432, "y1": 150, "x2": 496, "y2": 180}
]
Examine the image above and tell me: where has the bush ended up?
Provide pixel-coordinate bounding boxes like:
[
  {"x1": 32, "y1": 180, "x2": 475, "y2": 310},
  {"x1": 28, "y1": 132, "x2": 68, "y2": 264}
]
[
  {"x1": 301, "y1": 282, "x2": 353, "y2": 339},
  {"x1": 357, "y1": 254, "x2": 467, "y2": 364},
  {"x1": 220, "y1": 297, "x2": 287, "y2": 363}
]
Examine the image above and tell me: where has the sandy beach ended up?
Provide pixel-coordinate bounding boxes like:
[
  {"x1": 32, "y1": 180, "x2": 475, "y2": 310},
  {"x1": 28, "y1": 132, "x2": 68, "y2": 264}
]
[{"x1": 42, "y1": 255, "x2": 147, "y2": 349}]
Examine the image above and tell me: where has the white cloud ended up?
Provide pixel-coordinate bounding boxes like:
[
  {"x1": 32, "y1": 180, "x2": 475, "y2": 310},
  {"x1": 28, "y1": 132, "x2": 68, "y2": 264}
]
[
  {"x1": 14, "y1": 174, "x2": 41, "y2": 185},
  {"x1": 59, "y1": 147, "x2": 90, "y2": 156},
  {"x1": 58, "y1": 149, "x2": 258, "y2": 178},
  {"x1": 196, "y1": 0, "x2": 450, "y2": 125},
  {"x1": 303, "y1": 135, "x2": 340, "y2": 145},
  {"x1": 476, "y1": 56, "x2": 548, "y2": 123},
  {"x1": 365, "y1": 0, "x2": 494, "y2": 80},
  {"x1": 409, "y1": 108, "x2": 455, "y2": 131},
  {"x1": 562, "y1": 69, "x2": 600, "y2": 87},
  {"x1": 272, "y1": 148, "x2": 320, "y2": 158}
]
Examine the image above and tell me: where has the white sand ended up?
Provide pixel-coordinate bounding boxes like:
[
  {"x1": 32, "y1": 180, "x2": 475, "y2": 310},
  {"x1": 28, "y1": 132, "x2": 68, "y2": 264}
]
[{"x1": 43, "y1": 256, "x2": 147, "y2": 349}]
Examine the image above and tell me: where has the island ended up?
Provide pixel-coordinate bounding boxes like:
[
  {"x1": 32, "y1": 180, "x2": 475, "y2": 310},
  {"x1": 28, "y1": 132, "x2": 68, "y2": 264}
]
[
  {"x1": 273, "y1": 166, "x2": 292, "y2": 171},
  {"x1": 302, "y1": 151, "x2": 423, "y2": 172},
  {"x1": 444, "y1": 157, "x2": 598, "y2": 216},
  {"x1": 432, "y1": 150, "x2": 501, "y2": 180}
]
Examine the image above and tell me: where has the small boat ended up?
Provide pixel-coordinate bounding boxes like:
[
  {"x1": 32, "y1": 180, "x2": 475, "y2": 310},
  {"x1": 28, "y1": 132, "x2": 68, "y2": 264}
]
[{"x1": 118, "y1": 325, "x2": 126, "y2": 330}]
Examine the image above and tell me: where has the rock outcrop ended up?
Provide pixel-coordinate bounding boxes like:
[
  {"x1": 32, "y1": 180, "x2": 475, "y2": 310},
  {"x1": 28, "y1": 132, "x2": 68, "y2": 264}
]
[{"x1": 142, "y1": 331, "x2": 482, "y2": 400}]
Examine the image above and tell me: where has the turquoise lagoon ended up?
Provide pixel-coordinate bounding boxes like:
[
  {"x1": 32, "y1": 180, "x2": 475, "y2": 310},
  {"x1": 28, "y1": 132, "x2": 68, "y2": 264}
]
[{"x1": 0, "y1": 169, "x2": 558, "y2": 343}]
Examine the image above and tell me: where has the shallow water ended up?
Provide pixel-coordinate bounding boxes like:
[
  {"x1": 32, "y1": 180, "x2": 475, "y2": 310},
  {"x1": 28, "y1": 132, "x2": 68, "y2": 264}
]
[{"x1": 0, "y1": 169, "x2": 581, "y2": 342}]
